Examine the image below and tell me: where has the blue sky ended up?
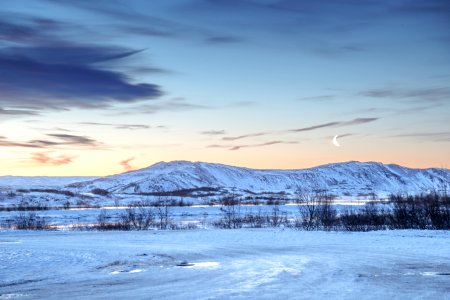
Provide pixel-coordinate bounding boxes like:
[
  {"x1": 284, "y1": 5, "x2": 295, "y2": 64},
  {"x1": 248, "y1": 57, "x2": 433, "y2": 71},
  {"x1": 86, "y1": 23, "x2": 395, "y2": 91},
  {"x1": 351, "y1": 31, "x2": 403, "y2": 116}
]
[{"x1": 1, "y1": 0, "x2": 449, "y2": 175}]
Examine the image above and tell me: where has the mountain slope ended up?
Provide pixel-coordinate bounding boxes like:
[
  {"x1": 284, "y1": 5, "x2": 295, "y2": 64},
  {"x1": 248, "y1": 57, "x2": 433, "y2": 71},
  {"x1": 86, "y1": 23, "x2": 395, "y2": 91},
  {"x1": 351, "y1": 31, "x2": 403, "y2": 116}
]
[
  {"x1": 0, "y1": 176, "x2": 97, "y2": 189},
  {"x1": 70, "y1": 161, "x2": 450, "y2": 198}
]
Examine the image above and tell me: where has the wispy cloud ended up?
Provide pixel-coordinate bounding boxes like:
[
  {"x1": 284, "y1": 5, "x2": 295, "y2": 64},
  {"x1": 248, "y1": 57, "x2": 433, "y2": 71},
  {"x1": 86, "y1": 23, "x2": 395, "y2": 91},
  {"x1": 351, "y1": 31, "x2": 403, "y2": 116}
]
[
  {"x1": 389, "y1": 131, "x2": 450, "y2": 142},
  {"x1": 218, "y1": 118, "x2": 378, "y2": 143},
  {"x1": 0, "y1": 107, "x2": 39, "y2": 116},
  {"x1": 49, "y1": 0, "x2": 247, "y2": 47},
  {"x1": 31, "y1": 152, "x2": 75, "y2": 166},
  {"x1": 230, "y1": 141, "x2": 297, "y2": 151},
  {"x1": 207, "y1": 140, "x2": 297, "y2": 151},
  {"x1": 222, "y1": 132, "x2": 270, "y2": 141},
  {"x1": 79, "y1": 122, "x2": 150, "y2": 130},
  {"x1": 290, "y1": 118, "x2": 378, "y2": 132},
  {"x1": 46, "y1": 134, "x2": 98, "y2": 146},
  {"x1": 122, "y1": 98, "x2": 211, "y2": 115},
  {"x1": 359, "y1": 86, "x2": 450, "y2": 103},
  {"x1": 337, "y1": 133, "x2": 353, "y2": 138},
  {"x1": 201, "y1": 130, "x2": 226, "y2": 136},
  {"x1": 289, "y1": 122, "x2": 341, "y2": 133},
  {"x1": 0, "y1": 136, "x2": 41, "y2": 148},
  {"x1": 340, "y1": 118, "x2": 378, "y2": 126},
  {"x1": 204, "y1": 36, "x2": 244, "y2": 45},
  {"x1": 298, "y1": 95, "x2": 336, "y2": 102},
  {"x1": 389, "y1": 0, "x2": 450, "y2": 17},
  {"x1": 0, "y1": 134, "x2": 100, "y2": 149},
  {"x1": 119, "y1": 157, "x2": 135, "y2": 171}
]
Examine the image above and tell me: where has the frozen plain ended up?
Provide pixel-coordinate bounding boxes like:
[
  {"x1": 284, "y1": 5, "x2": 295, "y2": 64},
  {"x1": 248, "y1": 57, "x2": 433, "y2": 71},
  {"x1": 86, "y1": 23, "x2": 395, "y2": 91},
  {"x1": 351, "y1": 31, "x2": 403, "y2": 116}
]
[{"x1": 1, "y1": 229, "x2": 449, "y2": 300}]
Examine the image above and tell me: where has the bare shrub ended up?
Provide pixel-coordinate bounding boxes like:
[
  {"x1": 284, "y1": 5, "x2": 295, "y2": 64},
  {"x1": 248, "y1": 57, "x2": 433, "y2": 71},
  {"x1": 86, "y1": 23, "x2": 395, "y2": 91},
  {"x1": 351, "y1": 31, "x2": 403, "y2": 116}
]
[
  {"x1": 243, "y1": 208, "x2": 267, "y2": 228},
  {"x1": 425, "y1": 193, "x2": 450, "y2": 229},
  {"x1": 316, "y1": 196, "x2": 338, "y2": 230},
  {"x1": 10, "y1": 213, "x2": 50, "y2": 230},
  {"x1": 155, "y1": 199, "x2": 172, "y2": 230},
  {"x1": 338, "y1": 193, "x2": 450, "y2": 231},
  {"x1": 215, "y1": 195, "x2": 243, "y2": 229},
  {"x1": 91, "y1": 188, "x2": 109, "y2": 196},
  {"x1": 390, "y1": 193, "x2": 450, "y2": 230},
  {"x1": 267, "y1": 206, "x2": 288, "y2": 227},
  {"x1": 339, "y1": 204, "x2": 389, "y2": 231},
  {"x1": 295, "y1": 186, "x2": 333, "y2": 230},
  {"x1": 390, "y1": 195, "x2": 427, "y2": 229},
  {"x1": 121, "y1": 205, "x2": 155, "y2": 230}
]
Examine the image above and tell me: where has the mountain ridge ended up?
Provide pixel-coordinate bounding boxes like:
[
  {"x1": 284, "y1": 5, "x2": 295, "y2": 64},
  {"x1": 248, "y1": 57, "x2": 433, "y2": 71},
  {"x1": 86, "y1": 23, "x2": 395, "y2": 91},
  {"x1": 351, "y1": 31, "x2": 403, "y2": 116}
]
[{"x1": 68, "y1": 160, "x2": 450, "y2": 199}]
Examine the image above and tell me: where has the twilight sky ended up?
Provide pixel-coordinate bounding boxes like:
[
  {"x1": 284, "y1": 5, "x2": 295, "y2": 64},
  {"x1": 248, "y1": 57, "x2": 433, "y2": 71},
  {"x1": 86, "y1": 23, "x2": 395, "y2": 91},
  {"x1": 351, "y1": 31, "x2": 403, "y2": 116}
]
[{"x1": 1, "y1": 0, "x2": 449, "y2": 176}]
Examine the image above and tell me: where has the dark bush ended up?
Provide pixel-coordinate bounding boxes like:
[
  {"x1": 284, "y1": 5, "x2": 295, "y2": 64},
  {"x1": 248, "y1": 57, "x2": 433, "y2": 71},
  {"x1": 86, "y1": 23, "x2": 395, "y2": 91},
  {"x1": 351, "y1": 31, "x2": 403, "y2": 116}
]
[
  {"x1": 91, "y1": 188, "x2": 110, "y2": 196},
  {"x1": 10, "y1": 213, "x2": 50, "y2": 230}
]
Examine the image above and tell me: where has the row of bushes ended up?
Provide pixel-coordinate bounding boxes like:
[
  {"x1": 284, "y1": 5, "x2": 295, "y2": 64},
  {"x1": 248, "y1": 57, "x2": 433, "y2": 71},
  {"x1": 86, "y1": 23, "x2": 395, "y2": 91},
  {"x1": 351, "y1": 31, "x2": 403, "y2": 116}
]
[
  {"x1": 336, "y1": 194, "x2": 449, "y2": 231},
  {"x1": 95, "y1": 202, "x2": 173, "y2": 230},
  {"x1": 16, "y1": 188, "x2": 75, "y2": 197},
  {"x1": 0, "y1": 201, "x2": 51, "y2": 211},
  {"x1": 3, "y1": 213, "x2": 51, "y2": 230},
  {"x1": 4, "y1": 194, "x2": 449, "y2": 231},
  {"x1": 213, "y1": 193, "x2": 450, "y2": 231}
]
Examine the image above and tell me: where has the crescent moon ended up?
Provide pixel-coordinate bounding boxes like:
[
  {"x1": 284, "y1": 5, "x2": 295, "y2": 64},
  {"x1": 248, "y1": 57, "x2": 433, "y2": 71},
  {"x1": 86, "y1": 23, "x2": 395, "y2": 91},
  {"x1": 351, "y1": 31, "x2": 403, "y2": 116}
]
[{"x1": 332, "y1": 135, "x2": 341, "y2": 147}]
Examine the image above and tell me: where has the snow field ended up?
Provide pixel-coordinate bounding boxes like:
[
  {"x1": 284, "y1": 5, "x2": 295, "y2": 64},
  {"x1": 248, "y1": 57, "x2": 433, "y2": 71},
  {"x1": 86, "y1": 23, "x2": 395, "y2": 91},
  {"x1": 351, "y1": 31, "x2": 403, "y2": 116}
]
[{"x1": 1, "y1": 229, "x2": 449, "y2": 299}]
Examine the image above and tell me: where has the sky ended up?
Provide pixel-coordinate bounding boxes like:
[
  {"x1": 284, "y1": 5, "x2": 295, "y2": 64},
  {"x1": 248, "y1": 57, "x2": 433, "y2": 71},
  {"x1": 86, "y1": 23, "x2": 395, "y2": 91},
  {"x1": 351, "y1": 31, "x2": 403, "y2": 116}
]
[{"x1": 1, "y1": 0, "x2": 449, "y2": 176}]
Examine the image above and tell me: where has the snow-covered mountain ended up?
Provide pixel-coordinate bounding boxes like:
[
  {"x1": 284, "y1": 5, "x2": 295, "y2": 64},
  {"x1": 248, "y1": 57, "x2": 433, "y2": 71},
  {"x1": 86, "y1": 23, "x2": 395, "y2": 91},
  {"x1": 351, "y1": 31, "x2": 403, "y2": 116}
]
[
  {"x1": 0, "y1": 176, "x2": 97, "y2": 189},
  {"x1": 69, "y1": 161, "x2": 450, "y2": 199}
]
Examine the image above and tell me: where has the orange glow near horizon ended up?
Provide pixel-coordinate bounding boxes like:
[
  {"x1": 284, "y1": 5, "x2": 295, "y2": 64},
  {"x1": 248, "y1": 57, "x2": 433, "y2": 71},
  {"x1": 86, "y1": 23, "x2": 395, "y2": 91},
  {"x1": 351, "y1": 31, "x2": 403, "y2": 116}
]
[{"x1": 2, "y1": 137, "x2": 449, "y2": 176}]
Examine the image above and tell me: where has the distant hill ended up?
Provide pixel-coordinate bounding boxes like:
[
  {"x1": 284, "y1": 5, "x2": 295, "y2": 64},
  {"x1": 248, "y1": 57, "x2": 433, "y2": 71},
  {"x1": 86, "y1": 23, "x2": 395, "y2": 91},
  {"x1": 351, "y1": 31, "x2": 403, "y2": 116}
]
[
  {"x1": 67, "y1": 161, "x2": 450, "y2": 199},
  {"x1": 0, "y1": 176, "x2": 97, "y2": 189}
]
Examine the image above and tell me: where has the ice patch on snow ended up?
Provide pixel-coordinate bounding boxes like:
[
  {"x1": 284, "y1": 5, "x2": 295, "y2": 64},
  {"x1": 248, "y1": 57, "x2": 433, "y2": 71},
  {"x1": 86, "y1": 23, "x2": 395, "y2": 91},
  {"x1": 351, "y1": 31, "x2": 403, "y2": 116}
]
[
  {"x1": 421, "y1": 271, "x2": 450, "y2": 276},
  {"x1": 110, "y1": 269, "x2": 143, "y2": 275},
  {"x1": 180, "y1": 261, "x2": 219, "y2": 268},
  {"x1": 129, "y1": 269, "x2": 143, "y2": 273},
  {"x1": 0, "y1": 294, "x2": 29, "y2": 299},
  {"x1": 222, "y1": 257, "x2": 308, "y2": 293}
]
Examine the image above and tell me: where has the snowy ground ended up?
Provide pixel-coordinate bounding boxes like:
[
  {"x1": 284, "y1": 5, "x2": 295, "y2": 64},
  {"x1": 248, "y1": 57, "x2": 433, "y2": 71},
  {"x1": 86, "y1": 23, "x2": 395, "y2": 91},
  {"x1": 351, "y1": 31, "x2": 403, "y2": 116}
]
[{"x1": 1, "y1": 229, "x2": 449, "y2": 299}]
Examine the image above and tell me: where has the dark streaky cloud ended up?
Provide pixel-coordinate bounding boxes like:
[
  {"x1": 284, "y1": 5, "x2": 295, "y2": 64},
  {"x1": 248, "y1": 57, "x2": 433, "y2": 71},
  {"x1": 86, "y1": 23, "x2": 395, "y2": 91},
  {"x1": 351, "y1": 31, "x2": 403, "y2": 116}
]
[
  {"x1": 0, "y1": 50, "x2": 162, "y2": 110},
  {"x1": 208, "y1": 140, "x2": 298, "y2": 151},
  {"x1": 0, "y1": 136, "x2": 41, "y2": 148},
  {"x1": 0, "y1": 107, "x2": 39, "y2": 116},
  {"x1": 222, "y1": 132, "x2": 270, "y2": 141},
  {"x1": 340, "y1": 118, "x2": 378, "y2": 126},
  {"x1": 0, "y1": 15, "x2": 163, "y2": 111},
  {"x1": 291, "y1": 118, "x2": 378, "y2": 132},
  {"x1": 217, "y1": 117, "x2": 378, "y2": 145},
  {"x1": 219, "y1": 118, "x2": 379, "y2": 143},
  {"x1": 46, "y1": 134, "x2": 98, "y2": 146},
  {"x1": 0, "y1": 134, "x2": 100, "y2": 149},
  {"x1": 230, "y1": 141, "x2": 297, "y2": 151},
  {"x1": 204, "y1": 36, "x2": 244, "y2": 45},
  {"x1": 289, "y1": 122, "x2": 341, "y2": 133},
  {"x1": 360, "y1": 86, "x2": 450, "y2": 103}
]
